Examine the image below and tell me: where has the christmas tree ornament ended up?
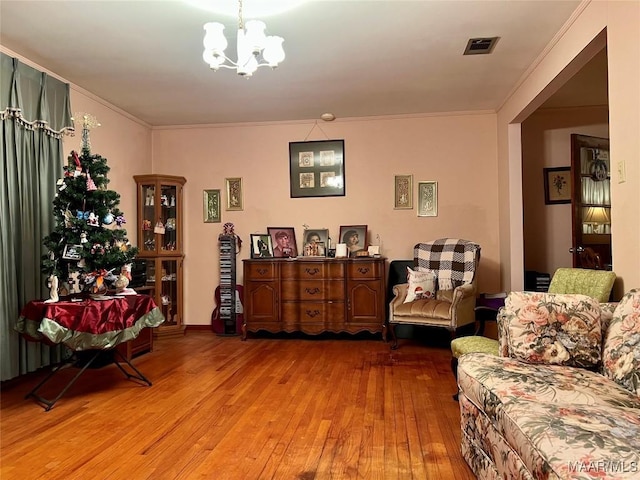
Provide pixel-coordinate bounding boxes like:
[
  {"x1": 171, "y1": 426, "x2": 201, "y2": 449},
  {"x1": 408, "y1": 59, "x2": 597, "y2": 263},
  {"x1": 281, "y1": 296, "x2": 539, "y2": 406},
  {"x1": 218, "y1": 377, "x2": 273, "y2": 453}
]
[
  {"x1": 80, "y1": 232, "x2": 88, "y2": 243},
  {"x1": 115, "y1": 214, "x2": 126, "y2": 227},
  {"x1": 77, "y1": 211, "x2": 89, "y2": 220},
  {"x1": 87, "y1": 212, "x2": 99, "y2": 226},
  {"x1": 64, "y1": 209, "x2": 73, "y2": 228},
  {"x1": 71, "y1": 150, "x2": 83, "y2": 177},
  {"x1": 103, "y1": 212, "x2": 114, "y2": 225},
  {"x1": 86, "y1": 170, "x2": 97, "y2": 191}
]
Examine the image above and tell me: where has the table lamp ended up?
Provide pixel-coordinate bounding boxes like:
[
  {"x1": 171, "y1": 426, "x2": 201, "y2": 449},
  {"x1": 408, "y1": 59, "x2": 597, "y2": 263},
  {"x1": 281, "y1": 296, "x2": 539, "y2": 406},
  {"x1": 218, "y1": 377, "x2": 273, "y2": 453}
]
[{"x1": 584, "y1": 206, "x2": 610, "y2": 234}]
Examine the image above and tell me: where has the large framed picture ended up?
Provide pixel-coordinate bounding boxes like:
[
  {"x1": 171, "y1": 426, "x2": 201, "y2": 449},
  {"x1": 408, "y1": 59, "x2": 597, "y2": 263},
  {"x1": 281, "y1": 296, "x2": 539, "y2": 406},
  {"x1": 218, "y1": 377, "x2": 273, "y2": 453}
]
[
  {"x1": 250, "y1": 234, "x2": 274, "y2": 258},
  {"x1": 543, "y1": 167, "x2": 571, "y2": 204},
  {"x1": 339, "y1": 225, "x2": 368, "y2": 257},
  {"x1": 267, "y1": 227, "x2": 298, "y2": 258},
  {"x1": 203, "y1": 189, "x2": 221, "y2": 223},
  {"x1": 417, "y1": 181, "x2": 438, "y2": 217},
  {"x1": 302, "y1": 228, "x2": 330, "y2": 257},
  {"x1": 289, "y1": 140, "x2": 345, "y2": 198}
]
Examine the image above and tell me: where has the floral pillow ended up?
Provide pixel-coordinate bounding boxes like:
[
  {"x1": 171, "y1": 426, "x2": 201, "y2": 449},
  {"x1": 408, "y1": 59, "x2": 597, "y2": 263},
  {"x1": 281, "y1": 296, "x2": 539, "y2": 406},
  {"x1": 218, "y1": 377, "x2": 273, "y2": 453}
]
[
  {"x1": 500, "y1": 291, "x2": 602, "y2": 368},
  {"x1": 403, "y1": 267, "x2": 436, "y2": 303},
  {"x1": 602, "y1": 289, "x2": 640, "y2": 396}
]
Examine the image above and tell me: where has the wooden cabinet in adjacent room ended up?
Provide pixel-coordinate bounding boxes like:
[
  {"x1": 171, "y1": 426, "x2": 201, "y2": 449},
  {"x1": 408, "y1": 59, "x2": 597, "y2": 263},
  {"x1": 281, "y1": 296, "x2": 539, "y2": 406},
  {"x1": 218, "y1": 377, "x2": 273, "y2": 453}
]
[
  {"x1": 134, "y1": 174, "x2": 186, "y2": 338},
  {"x1": 242, "y1": 257, "x2": 386, "y2": 339}
]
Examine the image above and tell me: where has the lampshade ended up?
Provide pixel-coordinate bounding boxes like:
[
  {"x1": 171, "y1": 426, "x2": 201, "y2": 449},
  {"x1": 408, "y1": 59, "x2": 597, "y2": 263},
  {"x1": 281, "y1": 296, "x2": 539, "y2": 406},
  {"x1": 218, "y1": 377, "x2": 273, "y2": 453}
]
[{"x1": 584, "y1": 207, "x2": 610, "y2": 225}]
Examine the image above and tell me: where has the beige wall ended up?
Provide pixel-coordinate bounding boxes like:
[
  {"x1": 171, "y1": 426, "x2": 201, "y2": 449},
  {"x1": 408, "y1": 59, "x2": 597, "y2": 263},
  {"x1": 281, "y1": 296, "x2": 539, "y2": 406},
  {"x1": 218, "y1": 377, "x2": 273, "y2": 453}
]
[
  {"x1": 522, "y1": 106, "x2": 608, "y2": 275},
  {"x1": 152, "y1": 114, "x2": 501, "y2": 325},
  {"x1": 497, "y1": 0, "x2": 640, "y2": 294}
]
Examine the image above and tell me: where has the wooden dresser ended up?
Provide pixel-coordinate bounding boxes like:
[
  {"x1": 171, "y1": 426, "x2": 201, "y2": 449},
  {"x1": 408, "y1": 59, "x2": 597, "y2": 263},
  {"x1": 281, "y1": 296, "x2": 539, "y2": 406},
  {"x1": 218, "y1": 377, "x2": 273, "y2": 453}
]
[{"x1": 242, "y1": 257, "x2": 386, "y2": 339}]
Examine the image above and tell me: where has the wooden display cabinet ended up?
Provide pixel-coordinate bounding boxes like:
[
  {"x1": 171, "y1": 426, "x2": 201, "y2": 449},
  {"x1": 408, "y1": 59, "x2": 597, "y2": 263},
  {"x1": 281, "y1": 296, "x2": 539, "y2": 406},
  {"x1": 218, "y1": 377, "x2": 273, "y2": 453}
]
[
  {"x1": 134, "y1": 175, "x2": 186, "y2": 338},
  {"x1": 242, "y1": 257, "x2": 386, "y2": 339}
]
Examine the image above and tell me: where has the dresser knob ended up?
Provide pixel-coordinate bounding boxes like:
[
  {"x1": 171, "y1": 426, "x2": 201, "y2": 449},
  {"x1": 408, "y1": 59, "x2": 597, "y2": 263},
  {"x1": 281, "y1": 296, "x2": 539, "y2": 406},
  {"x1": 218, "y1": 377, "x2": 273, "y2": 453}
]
[{"x1": 305, "y1": 287, "x2": 321, "y2": 295}]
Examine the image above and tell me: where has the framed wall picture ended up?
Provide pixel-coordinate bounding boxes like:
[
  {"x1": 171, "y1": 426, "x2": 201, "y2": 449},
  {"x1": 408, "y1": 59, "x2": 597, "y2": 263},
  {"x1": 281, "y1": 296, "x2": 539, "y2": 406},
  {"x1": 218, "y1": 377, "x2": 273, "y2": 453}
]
[
  {"x1": 417, "y1": 181, "x2": 438, "y2": 217},
  {"x1": 339, "y1": 225, "x2": 367, "y2": 257},
  {"x1": 250, "y1": 234, "x2": 274, "y2": 258},
  {"x1": 394, "y1": 174, "x2": 413, "y2": 209},
  {"x1": 225, "y1": 177, "x2": 243, "y2": 211},
  {"x1": 268, "y1": 227, "x2": 298, "y2": 258},
  {"x1": 289, "y1": 140, "x2": 345, "y2": 198},
  {"x1": 543, "y1": 167, "x2": 571, "y2": 204},
  {"x1": 302, "y1": 228, "x2": 330, "y2": 256},
  {"x1": 203, "y1": 189, "x2": 221, "y2": 223}
]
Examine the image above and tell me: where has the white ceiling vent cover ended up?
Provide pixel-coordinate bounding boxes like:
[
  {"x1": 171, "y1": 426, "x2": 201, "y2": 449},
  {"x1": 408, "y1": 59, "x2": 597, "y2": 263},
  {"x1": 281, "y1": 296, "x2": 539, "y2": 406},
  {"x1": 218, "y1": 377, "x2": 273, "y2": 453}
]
[{"x1": 463, "y1": 37, "x2": 500, "y2": 55}]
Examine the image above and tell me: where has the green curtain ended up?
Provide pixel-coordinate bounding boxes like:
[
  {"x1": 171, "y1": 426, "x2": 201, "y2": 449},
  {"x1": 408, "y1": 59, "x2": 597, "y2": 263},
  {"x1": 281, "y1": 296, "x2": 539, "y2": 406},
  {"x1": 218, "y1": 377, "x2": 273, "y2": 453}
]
[{"x1": 1, "y1": 52, "x2": 74, "y2": 381}]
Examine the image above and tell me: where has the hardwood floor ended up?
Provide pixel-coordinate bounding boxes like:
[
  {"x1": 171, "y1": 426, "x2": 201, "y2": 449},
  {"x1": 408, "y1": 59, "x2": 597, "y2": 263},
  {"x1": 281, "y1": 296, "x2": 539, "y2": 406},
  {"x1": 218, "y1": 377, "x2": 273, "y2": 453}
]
[{"x1": 1, "y1": 332, "x2": 474, "y2": 480}]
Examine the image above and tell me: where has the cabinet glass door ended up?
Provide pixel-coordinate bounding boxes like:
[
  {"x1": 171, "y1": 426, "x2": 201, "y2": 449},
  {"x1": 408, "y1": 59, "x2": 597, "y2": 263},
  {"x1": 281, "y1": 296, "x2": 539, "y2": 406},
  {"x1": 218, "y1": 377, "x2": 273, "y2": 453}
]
[
  {"x1": 160, "y1": 184, "x2": 179, "y2": 252},
  {"x1": 160, "y1": 259, "x2": 179, "y2": 325},
  {"x1": 141, "y1": 184, "x2": 156, "y2": 252}
]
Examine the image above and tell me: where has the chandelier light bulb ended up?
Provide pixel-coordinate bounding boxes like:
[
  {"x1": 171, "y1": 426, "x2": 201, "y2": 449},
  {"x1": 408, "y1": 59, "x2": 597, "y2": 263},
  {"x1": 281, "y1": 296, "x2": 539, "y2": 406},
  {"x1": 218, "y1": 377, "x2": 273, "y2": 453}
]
[
  {"x1": 244, "y1": 20, "x2": 267, "y2": 53},
  {"x1": 263, "y1": 36, "x2": 285, "y2": 66}
]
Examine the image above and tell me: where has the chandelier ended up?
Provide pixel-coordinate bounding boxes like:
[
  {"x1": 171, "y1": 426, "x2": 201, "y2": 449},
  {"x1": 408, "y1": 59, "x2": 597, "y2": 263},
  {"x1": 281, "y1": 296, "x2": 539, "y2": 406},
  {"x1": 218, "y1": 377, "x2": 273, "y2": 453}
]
[{"x1": 202, "y1": 0, "x2": 285, "y2": 77}]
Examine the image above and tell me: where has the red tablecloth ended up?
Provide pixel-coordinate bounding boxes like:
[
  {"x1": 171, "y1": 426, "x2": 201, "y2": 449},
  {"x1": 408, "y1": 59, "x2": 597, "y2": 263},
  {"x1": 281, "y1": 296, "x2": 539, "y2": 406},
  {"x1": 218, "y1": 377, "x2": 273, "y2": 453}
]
[{"x1": 16, "y1": 295, "x2": 164, "y2": 350}]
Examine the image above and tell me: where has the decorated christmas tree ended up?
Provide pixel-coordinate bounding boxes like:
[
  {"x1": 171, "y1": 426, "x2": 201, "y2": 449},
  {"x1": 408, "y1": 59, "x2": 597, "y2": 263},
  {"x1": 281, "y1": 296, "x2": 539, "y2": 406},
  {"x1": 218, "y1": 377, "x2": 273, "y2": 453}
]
[{"x1": 41, "y1": 114, "x2": 138, "y2": 295}]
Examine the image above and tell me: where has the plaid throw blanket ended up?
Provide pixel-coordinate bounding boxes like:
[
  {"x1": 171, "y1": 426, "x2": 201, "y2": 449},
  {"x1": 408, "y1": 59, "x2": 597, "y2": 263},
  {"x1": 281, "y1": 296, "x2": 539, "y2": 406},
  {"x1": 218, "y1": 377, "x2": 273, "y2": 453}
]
[{"x1": 414, "y1": 238, "x2": 480, "y2": 290}]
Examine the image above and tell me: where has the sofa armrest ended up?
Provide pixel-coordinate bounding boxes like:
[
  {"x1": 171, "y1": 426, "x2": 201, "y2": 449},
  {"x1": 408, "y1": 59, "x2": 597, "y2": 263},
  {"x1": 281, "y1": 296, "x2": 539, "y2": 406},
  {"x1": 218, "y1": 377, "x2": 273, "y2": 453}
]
[
  {"x1": 391, "y1": 283, "x2": 409, "y2": 306},
  {"x1": 451, "y1": 283, "x2": 476, "y2": 303}
]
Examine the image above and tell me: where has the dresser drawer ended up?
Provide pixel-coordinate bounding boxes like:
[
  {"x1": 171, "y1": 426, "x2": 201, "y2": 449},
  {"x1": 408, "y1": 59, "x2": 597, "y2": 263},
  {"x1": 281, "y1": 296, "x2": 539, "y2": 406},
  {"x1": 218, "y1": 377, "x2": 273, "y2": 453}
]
[
  {"x1": 245, "y1": 261, "x2": 277, "y2": 280},
  {"x1": 281, "y1": 261, "x2": 345, "y2": 280},
  {"x1": 281, "y1": 280, "x2": 345, "y2": 301},
  {"x1": 282, "y1": 301, "x2": 345, "y2": 324},
  {"x1": 347, "y1": 261, "x2": 382, "y2": 280}
]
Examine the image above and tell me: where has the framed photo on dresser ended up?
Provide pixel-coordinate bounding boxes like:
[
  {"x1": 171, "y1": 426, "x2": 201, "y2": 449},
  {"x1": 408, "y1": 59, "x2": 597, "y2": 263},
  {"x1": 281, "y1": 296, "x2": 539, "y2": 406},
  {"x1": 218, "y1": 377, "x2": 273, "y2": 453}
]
[{"x1": 268, "y1": 227, "x2": 298, "y2": 258}]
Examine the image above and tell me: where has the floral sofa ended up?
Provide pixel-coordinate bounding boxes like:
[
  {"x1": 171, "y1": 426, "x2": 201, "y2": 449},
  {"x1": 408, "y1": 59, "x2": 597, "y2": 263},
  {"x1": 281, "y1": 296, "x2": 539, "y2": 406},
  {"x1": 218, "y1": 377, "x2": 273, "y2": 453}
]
[{"x1": 457, "y1": 289, "x2": 640, "y2": 479}]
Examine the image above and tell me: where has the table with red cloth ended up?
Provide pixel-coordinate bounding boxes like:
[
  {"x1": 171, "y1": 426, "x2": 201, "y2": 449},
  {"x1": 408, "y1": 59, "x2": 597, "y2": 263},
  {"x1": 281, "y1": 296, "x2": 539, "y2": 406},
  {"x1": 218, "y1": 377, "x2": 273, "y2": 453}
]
[
  {"x1": 15, "y1": 295, "x2": 164, "y2": 410},
  {"x1": 16, "y1": 294, "x2": 164, "y2": 350}
]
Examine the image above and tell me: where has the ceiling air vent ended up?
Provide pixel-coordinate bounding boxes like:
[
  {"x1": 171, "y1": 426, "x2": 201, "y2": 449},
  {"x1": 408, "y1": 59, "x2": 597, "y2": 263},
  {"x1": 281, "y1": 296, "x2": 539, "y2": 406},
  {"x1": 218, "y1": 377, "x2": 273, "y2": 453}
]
[{"x1": 463, "y1": 37, "x2": 500, "y2": 55}]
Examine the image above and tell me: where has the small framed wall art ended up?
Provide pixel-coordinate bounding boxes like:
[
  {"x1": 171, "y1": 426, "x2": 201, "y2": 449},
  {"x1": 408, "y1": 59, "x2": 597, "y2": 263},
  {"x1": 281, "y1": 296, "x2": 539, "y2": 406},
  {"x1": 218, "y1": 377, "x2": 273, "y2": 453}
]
[
  {"x1": 250, "y1": 234, "x2": 274, "y2": 258},
  {"x1": 417, "y1": 181, "x2": 438, "y2": 217},
  {"x1": 289, "y1": 139, "x2": 345, "y2": 198},
  {"x1": 225, "y1": 177, "x2": 243, "y2": 211},
  {"x1": 203, "y1": 189, "x2": 221, "y2": 223},
  {"x1": 543, "y1": 167, "x2": 571, "y2": 204},
  {"x1": 394, "y1": 174, "x2": 413, "y2": 209}
]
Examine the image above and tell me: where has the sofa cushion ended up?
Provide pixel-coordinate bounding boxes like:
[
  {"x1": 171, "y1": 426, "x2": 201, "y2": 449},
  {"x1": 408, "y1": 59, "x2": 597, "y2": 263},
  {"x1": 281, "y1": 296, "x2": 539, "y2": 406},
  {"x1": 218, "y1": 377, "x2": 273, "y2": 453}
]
[
  {"x1": 458, "y1": 353, "x2": 640, "y2": 479},
  {"x1": 602, "y1": 288, "x2": 640, "y2": 396},
  {"x1": 499, "y1": 292, "x2": 602, "y2": 368},
  {"x1": 403, "y1": 267, "x2": 436, "y2": 303}
]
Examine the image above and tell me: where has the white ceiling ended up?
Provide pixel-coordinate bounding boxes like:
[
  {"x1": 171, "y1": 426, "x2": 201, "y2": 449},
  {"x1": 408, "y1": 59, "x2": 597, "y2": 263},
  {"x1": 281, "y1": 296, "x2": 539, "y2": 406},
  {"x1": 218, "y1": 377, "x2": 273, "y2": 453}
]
[{"x1": 1, "y1": 0, "x2": 605, "y2": 127}]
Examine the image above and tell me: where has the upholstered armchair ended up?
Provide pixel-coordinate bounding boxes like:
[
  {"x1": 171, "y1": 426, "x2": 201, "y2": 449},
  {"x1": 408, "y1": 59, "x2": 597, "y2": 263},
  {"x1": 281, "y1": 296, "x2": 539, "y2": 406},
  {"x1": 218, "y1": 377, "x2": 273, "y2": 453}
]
[
  {"x1": 547, "y1": 267, "x2": 616, "y2": 302},
  {"x1": 388, "y1": 239, "x2": 481, "y2": 349}
]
